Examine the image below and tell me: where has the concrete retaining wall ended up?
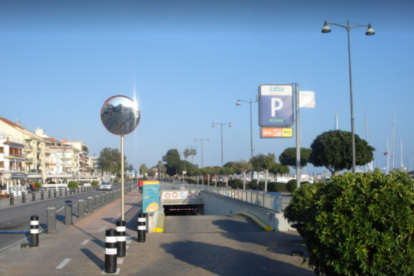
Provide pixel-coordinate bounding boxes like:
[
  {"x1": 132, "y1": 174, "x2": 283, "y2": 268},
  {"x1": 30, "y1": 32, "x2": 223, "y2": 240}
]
[{"x1": 202, "y1": 191, "x2": 293, "y2": 231}]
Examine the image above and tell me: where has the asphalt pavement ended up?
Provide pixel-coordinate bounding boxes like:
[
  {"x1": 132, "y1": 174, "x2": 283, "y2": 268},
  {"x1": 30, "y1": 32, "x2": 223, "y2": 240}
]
[{"x1": 0, "y1": 185, "x2": 312, "y2": 276}]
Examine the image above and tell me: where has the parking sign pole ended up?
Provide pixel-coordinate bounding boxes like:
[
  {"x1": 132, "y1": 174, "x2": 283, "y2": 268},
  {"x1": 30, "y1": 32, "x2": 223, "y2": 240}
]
[
  {"x1": 121, "y1": 135, "x2": 125, "y2": 221},
  {"x1": 295, "y1": 84, "x2": 301, "y2": 190}
]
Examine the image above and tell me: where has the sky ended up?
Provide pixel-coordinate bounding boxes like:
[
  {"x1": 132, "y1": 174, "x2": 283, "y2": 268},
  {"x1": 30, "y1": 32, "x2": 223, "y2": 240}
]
[{"x1": 1, "y1": 0, "x2": 413, "y2": 175}]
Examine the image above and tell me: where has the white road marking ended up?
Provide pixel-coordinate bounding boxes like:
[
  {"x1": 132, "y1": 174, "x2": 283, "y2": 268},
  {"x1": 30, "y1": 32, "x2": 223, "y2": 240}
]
[
  {"x1": 126, "y1": 240, "x2": 131, "y2": 244},
  {"x1": 99, "y1": 227, "x2": 106, "y2": 232},
  {"x1": 126, "y1": 246, "x2": 129, "y2": 249},
  {"x1": 56, "y1": 258, "x2": 71, "y2": 269},
  {"x1": 56, "y1": 206, "x2": 65, "y2": 212},
  {"x1": 81, "y1": 239, "x2": 90, "y2": 245},
  {"x1": 117, "y1": 258, "x2": 124, "y2": 264}
]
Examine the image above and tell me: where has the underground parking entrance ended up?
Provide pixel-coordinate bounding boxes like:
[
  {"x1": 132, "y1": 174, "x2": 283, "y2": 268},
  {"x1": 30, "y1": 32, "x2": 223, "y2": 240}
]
[{"x1": 163, "y1": 204, "x2": 204, "y2": 216}]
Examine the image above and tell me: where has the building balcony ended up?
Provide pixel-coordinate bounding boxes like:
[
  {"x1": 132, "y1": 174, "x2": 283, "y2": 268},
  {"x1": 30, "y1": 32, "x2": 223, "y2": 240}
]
[
  {"x1": 24, "y1": 136, "x2": 32, "y2": 141},
  {"x1": 4, "y1": 153, "x2": 24, "y2": 160},
  {"x1": 24, "y1": 157, "x2": 33, "y2": 163},
  {"x1": 24, "y1": 145, "x2": 33, "y2": 152},
  {"x1": 3, "y1": 137, "x2": 24, "y2": 146},
  {"x1": 28, "y1": 170, "x2": 42, "y2": 175}
]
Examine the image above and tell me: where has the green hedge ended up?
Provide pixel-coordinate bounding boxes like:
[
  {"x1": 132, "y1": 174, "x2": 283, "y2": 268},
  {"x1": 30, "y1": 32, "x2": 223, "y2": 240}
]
[
  {"x1": 286, "y1": 179, "x2": 297, "y2": 193},
  {"x1": 267, "y1": 182, "x2": 287, "y2": 193},
  {"x1": 67, "y1": 181, "x2": 78, "y2": 189},
  {"x1": 34, "y1": 182, "x2": 42, "y2": 189},
  {"x1": 293, "y1": 170, "x2": 414, "y2": 276},
  {"x1": 91, "y1": 181, "x2": 98, "y2": 186}
]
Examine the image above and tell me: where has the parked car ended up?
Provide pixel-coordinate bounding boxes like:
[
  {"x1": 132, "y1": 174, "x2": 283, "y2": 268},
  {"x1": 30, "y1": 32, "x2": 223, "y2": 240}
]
[{"x1": 99, "y1": 182, "x2": 112, "y2": 191}]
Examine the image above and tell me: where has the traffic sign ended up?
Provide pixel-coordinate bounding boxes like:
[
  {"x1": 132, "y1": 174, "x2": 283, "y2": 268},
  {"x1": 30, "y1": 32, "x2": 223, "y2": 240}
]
[
  {"x1": 261, "y1": 128, "x2": 293, "y2": 138},
  {"x1": 259, "y1": 84, "x2": 293, "y2": 127}
]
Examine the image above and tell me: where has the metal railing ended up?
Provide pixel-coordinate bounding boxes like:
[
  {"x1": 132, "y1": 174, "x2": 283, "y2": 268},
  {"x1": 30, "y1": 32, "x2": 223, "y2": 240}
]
[{"x1": 176, "y1": 182, "x2": 282, "y2": 212}]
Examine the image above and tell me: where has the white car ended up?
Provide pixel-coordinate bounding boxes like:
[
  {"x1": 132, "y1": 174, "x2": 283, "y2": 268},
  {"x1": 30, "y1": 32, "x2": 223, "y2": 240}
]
[{"x1": 99, "y1": 182, "x2": 112, "y2": 191}]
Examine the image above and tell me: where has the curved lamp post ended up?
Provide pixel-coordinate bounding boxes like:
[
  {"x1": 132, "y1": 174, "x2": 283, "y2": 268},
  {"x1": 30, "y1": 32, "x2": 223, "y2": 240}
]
[
  {"x1": 322, "y1": 20, "x2": 375, "y2": 173},
  {"x1": 194, "y1": 138, "x2": 209, "y2": 168},
  {"x1": 236, "y1": 97, "x2": 258, "y2": 160},
  {"x1": 211, "y1": 122, "x2": 232, "y2": 167}
]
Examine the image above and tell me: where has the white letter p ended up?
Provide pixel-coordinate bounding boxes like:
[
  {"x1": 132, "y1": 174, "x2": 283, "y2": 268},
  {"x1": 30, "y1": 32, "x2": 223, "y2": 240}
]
[{"x1": 271, "y1": 98, "x2": 283, "y2": 117}]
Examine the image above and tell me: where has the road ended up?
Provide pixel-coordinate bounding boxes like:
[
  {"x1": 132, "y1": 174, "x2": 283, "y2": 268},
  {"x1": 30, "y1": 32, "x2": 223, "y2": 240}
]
[{"x1": 0, "y1": 181, "x2": 134, "y2": 252}]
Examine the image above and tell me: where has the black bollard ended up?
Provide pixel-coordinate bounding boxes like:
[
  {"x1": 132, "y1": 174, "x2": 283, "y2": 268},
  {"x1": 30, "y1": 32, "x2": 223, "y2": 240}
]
[
  {"x1": 10, "y1": 193, "x2": 14, "y2": 206},
  {"x1": 48, "y1": 190, "x2": 51, "y2": 198},
  {"x1": 54, "y1": 189, "x2": 57, "y2": 198},
  {"x1": 65, "y1": 189, "x2": 68, "y2": 196},
  {"x1": 59, "y1": 189, "x2": 62, "y2": 197},
  {"x1": 41, "y1": 190, "x2": 44, "y2": 200},
  {"x1": 137, "y1": 213, "x2": 146, "y2": 242},
  {"x1": 116, "y1": 220, "x2": 126, "y2": 257},
  {"x1": 105, "y1": 229, "x2": 117, "y2": 273},
  {"x1": 30, "y1": 215, "x2": 39, "y2": 247},
  {"x1": 22, "y1": 192, "x2": 26, "y2": 203},
  {"x1": 32, "y1": 192, "x2": 36, "y2": 202}
]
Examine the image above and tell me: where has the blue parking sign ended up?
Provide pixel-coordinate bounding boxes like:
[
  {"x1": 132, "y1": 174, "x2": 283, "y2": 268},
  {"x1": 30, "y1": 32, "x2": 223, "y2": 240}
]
[{"x1": 259, "y1": 84, "x2": 294, "y2": 127}]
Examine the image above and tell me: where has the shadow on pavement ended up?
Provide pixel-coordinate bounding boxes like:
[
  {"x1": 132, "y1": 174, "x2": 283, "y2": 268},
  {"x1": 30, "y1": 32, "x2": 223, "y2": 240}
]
[
  {"x1": 80, "y1": 248, "x2": 104, "y2": 270},
  {"x1": 211, "y1": 215, "x2": 308, "y2": 258},
  {"x1": 160, "y1": 240, "x2": 314, "y2": 276},
  {"x1": 211, "y1": 216, "x2": 264, "y2": 233}
]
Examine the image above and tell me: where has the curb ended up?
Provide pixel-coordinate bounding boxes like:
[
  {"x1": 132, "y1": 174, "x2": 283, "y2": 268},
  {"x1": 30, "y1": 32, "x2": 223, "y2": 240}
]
[
  {"x1": 153, "y1": 212, "x2": 165, "y2": 233},
  {"x1": 233, "y1": 212, "x2": 272, "y2": 231}
]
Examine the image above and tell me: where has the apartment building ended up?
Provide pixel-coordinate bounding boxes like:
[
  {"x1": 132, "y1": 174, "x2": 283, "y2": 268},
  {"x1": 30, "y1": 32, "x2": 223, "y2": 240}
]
[
  {"x1": 0, "y1": 116, "x2": 93, "y2": 195},
  {"x1": 0, "y1": 116, "x2": 48, "y2": 194}
]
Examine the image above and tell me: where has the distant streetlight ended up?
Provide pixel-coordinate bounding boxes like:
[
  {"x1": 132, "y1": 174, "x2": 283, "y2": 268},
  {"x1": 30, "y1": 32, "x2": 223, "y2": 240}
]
[
  {"x1": 194, "y1": 138, "x2": 209, "y2": 168},
  {"x1": 236, "y1": 96, "x2": 258, "y2": 160},
  {"x1": 322, "y1": 20, "x2": 375, "y2": 173},
  {"x1": 211, "y1": 122, "x2": 232, "y2": 167}
]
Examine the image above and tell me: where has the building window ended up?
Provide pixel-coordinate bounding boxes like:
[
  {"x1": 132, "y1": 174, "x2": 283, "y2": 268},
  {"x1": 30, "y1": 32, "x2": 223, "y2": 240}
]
[
  {"x1": 0, "y1": 161, "x2": 4, "y2": 168},
  {"x1": 0, "y1": 147, "x2": 3, "y2": 153}
]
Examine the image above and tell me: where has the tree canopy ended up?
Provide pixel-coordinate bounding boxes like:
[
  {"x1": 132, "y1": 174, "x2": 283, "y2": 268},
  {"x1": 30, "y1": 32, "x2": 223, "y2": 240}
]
[
  {"x1": 279, "y1": 147, "x2": 312, "y2": 170},
  {"x1": 99, "y1": 147, "x2": 128, "y2": 177},
  {"x1": 162, "y1": 149, "x2": 182, "y2": 176},
  {"x1": 309, "y1": 130, "x2": 375, "y2": 175},
  {"x1": 139, "y1": 164, "x2": 148, "y2": 175},
  {"x1": 250, "y1": 153, "x2": 288, "y2": 191},
  {"x1": 234, "y1": 159, "x2": 253, "y2": 190}
]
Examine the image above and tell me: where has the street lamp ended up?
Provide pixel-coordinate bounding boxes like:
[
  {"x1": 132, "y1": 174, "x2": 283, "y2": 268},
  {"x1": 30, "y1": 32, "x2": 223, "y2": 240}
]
[
  {"x1": 194, "y1": 138, "x2": 209, "y2": 168},
  {"x1": 322, "y1": 20, "x2": 375, "y2": 173},
  {"x1": 236, "y1": 96, "x2": 258, "y2": 160},
  {"x1": 211, "y1": 122, "x2": 232, "y2": 167}
]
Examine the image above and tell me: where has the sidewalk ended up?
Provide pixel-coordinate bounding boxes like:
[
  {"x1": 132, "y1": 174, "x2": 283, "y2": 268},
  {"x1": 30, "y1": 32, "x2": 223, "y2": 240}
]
[{"x1": 0, "y1": 189, "x2": 314, "y2": 276}]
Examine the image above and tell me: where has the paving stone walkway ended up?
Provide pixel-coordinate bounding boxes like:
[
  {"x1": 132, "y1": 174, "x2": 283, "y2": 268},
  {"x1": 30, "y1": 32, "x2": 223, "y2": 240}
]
[{"x1": 0, "y1": 189, "x2": 314, "y2": 276}]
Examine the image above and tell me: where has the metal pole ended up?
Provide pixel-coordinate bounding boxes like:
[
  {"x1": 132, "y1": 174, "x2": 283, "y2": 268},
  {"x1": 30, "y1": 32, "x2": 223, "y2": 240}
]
[
  {"x1": 295, "y1": 84, "x2": 301, "y2": 189},
  {"x1": 249, "y1": 100, "x2": 253, "y2": 159},
  {"x1": 347, "y1": 20, "x2": 356, "y2": 173},
  {"x1": 121, "y1": 135, "x2": 125, "y2": 221},
  {"x1": 201, "y1": 139, "x2": 203, "y2": 168},
  {"x1": 220, "y1": 123, "x2": 223, "y2": 167}
]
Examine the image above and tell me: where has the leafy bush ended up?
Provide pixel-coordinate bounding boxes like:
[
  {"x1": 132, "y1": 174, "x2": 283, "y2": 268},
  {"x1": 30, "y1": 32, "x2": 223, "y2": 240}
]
[
  {"x1": 34, "y1": 182, "x2": 42, "y2": 189},
  {"x1": 284, "y1": 182, "x2": 318, "y2": 223},
  {"x1": 91, "y1": 181, "x2": 98, "y2": 186},
  {"x1": 267, "y1": 182, "x2": 287, "y2": 193},
  {"x1": 302, "y1": 170, "x2": 414, "y2": 276},
  {"x1": 67, "y1": 181, "x2": 79, "y2": 189},
  {"x1": 229, "y1": 179, "x2": 243, "y2": 189},
  {"x1": 286, "y1": 179, "x2": 297, "y2": 193},
  {"x1": 249, "y1": 179, "x2": 258, "y2": 190}
]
